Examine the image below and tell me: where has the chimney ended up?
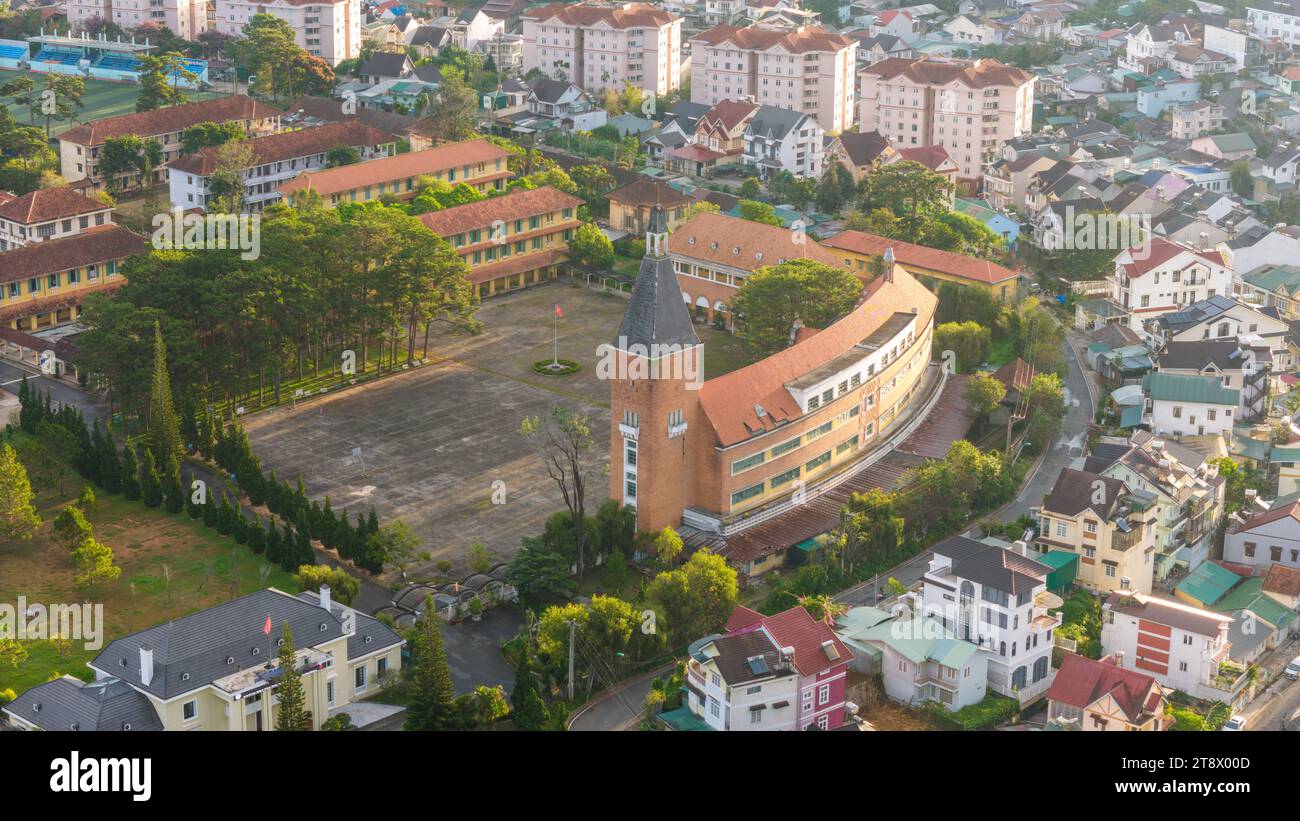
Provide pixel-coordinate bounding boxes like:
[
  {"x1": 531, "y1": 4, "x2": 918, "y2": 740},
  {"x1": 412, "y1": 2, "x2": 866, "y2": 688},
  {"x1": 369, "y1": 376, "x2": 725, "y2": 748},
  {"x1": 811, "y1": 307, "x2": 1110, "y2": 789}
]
[
  {"x1": 140, "y1": 646, "x2": 154, "y2": 687},
  {"x1": 319, "y1": 584, "x2": 332, "y2": 612}
]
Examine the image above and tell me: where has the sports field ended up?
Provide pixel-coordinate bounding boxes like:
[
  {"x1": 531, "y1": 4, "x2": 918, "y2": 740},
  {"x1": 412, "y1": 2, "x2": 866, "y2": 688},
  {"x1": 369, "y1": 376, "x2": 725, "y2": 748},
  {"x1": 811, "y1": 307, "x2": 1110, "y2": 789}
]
[{"x1": 0, "y1": 69, "x2": 227, "y2": 135}]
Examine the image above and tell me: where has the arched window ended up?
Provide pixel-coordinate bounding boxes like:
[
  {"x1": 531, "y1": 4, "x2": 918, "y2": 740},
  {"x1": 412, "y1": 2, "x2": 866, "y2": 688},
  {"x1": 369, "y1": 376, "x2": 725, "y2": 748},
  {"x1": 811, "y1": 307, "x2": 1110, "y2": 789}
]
[
  {"x1": 959, "y1": 581, "x2": 975, "y2": 641},
  {"x1": 1011, "y1": 641, "x2": 1017, "y2": 657},
  {"x1": 1012, "y1": 666, "x2": 1027, "y2": 690},
  {"x1": 1033, "y1": 657, "x2": 1049, "y2": 683},
  {"x1": 999, "y1": 641, "x2": 1007, "y2": 656}
]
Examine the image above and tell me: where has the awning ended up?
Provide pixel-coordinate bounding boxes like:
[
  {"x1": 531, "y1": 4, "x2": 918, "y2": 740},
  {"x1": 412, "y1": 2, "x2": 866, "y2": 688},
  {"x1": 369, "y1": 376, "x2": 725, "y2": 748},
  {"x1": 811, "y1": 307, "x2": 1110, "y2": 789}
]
[
  {"x1": 749, "y1": 703, "x2": 767, "y2": 711},
  {"x1": 771, "y1": 700, "x2": 790, "y2": 709}
]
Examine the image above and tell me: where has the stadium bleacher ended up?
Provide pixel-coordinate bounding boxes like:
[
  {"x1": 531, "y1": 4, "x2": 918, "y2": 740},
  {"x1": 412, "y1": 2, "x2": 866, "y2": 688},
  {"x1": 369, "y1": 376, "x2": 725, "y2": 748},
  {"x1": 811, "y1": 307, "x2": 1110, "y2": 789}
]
[
  {"x1": 94, "y1": 53, "x2": 142, "y2": 71},
  {"x1": 33, "y1": 48, "x2": 81, "y2": 66}
]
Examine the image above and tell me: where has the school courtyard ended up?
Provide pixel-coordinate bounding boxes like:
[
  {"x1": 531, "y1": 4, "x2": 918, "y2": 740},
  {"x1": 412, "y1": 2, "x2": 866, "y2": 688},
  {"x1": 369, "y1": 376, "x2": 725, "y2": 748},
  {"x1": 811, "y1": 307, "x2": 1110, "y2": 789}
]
[{"x1": 243, "y1": 282, "x2": 754, "y2": 580}]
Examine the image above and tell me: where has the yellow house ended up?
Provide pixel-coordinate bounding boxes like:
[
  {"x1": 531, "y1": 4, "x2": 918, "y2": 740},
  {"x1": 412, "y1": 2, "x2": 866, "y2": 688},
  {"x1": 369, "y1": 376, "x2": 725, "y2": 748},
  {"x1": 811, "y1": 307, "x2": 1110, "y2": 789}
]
[
  {"x1": 418, "y1": 185, "x2": 583, "y2": 300},
  {"x1": 0, "y1": 224, "x2": 144, "y2": 331},
  {"x1": 2, "y1": 587, "x2": 403, "y2": 732},
  {"x1": 1035, "y1": 468, "x2": 1159, "y2": 596},
  {"x1": 821, "y1": 229, "x2": 1024, "y2": 300}
]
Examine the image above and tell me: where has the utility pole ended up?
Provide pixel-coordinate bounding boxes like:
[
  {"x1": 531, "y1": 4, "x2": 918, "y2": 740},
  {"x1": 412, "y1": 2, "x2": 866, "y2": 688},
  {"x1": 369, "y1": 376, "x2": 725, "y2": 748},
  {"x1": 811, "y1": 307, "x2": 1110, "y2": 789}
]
[{"x1": 567, "y1": 619, "x2": 577, "y2": 701}]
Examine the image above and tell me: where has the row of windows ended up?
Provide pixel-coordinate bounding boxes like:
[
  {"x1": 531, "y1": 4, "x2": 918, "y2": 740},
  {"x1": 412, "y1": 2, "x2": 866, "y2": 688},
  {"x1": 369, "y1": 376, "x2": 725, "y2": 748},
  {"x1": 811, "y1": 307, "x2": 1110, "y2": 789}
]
[
  {"x1": 451, "y1": 209, "x2": 574, "y2": 249},
  {"x1": 730, "y1": 409, "x2": 852, "y2": 476},
  {"x1": 0, "y1": 262, "x2": 115, "y2": 302}
]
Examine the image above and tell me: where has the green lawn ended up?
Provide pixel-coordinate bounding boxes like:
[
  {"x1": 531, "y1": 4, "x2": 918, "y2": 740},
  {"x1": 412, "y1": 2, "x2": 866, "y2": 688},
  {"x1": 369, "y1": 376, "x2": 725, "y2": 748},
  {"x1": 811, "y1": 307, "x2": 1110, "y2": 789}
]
[
  {"x1": 985, "y1": 336, "x2": 1016, "y2": 369},
  {"x1": 0, "y1": 475, "x2": 296, "y2": 696},
  {"x1": 0, "y1": 69, "x2": 227, "y2": 136}
]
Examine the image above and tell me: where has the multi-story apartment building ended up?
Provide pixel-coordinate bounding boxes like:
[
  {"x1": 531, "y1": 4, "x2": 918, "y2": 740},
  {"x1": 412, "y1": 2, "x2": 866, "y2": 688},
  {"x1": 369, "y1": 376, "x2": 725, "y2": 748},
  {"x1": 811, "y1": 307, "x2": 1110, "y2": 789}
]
[
  {"x1": 1111, "y1": 237, "x2": 1233, "y2": 337},
  {"x1": 3, "y1": 587, "x2": 403, "y2": 731},
  {"x1": 1036, "y1": 468, "x2": 1159, "y2": 595},
  {"x1": 1084, "y1": 432, "x2": 1226, "y2": 582},
  {"x1": 166, "y1": 120, "x2": 394, "y2": 211},
  {"x1": 1247, "y1": 0, "x2": 1300, "y2": 48},
  {"x1": 921, "y1": 536, "x2": 1060, "y2": 706},
  {"x1": 1224, "y1": 499, "x2": 1300, "y2": 572},
  {"x1": 214, "y1": 0, "x2": 361, "y2": 65},
  {"x1": 1046, "y1": 653, "x2": 1171, "y2": 731},
  {"x1": 58, "y1": 96, "x2": 284, "y2": 192},
  {"x1": 521, "y1": 2, "x2": 683, "y2": 97},
  {"x1": 278, "y1": 139, "x2": 511, "y2": 206},
  {"x1": 0, "y1": 224, "x2": 143, "y2": 332},
  {"x1": 689, "y1": 22, "x2": 857, "y2": 134},
  {"x1": 1170, "y1": 100, "x2": 1226, "y2": 140},
  {"x1": 685, "y1": 604, "x2": 851, "y2": 730},
  {"x1": 1204, "y1": 21, "x2": 1271, "y2": 72},
  {"x1": 67, "y1": 0, "x2": 209, "y2": 38},
  {"x1": 857, "y1": 56, "x2": 1035, "y2": 188},
  {"x1": 608, "y1": 209, "x2": 938, "y2": 563},
  {"x1": 0, "y1": 187, "x2": 115, "y2": 251},
  {"x1": 417, "y1": 186, "x2": 583, "y2": 299},
  {"x1": 1100, "y1": 591, "x2": 1243, "y2": 704}
]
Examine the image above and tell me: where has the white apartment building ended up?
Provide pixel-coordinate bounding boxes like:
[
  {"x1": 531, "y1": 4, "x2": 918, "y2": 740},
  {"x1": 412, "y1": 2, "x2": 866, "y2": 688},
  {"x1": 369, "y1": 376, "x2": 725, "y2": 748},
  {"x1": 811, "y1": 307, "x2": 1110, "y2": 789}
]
[
  {"x1": 858, "y1": 57, "x2": 1035, "y2": 186},
  {"x1": 166, "y1": 120, "x2": 394, "y2": 211},
  {"x1": 522, "y1": 2, "x2": 683, "y2": 98},
  {"x1": 1171, "y1": 101, "x2": 1226, "y2": 140},
  {"x1": 1100, "y1": 592, "x2": 1241, "y2": 703},
  {"x1": 214, "y1": 0, "x2": 360, "y2": 65},
  {"x1": 1247, "y1": 0, "x2": 1300, "y2": 47},
  {"x1": 921, "y1": 536, "x2": 1060, "y2": 706},
  {"x1": 690, "y1": 22, "x2": 857, "y2": 134},
  {"x1": 1224, "y1": 499, "x2": 1300, "y2": 572},
  {"x1": 1111, "y1": 237, "x2": 1233, "y2": 335},
  {"x1": 67, "y1": 0, "x2": 209, "y2": 39}
]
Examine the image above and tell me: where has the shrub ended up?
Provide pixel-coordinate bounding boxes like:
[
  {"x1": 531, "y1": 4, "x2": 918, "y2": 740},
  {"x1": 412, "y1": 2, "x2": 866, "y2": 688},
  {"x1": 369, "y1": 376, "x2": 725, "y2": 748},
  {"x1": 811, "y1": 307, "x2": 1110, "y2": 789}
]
[{"x1": 927, "y1": 693, "x2": 1019, "y2": 730}]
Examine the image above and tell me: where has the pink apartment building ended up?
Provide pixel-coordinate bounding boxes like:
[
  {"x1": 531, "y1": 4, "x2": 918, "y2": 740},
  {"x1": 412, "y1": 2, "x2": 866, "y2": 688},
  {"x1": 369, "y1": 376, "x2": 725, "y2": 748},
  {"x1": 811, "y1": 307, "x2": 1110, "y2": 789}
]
[
  {"x1": 689, "y1": 21, "x2": 857, "y2": 134},
  {"x1": 214, "y1": 0, "x2": 360, "y2": 65},
  {"x1": 66, "y1": 0, "x2": 209, "y2": 39},
  {"x1": 858, "y1": 56, "x2": 1035, "y2": 189},
  {"x1": 522, "y1": 2, "x2": 683, "y2": 97}
]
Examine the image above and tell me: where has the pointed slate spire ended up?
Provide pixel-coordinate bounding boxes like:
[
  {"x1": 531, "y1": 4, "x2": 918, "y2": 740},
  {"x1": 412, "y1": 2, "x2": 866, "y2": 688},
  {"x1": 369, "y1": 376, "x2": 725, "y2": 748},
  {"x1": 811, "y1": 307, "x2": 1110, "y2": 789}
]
[{"x1": 613, "y1": 206, "x2": 700, "y2": 351}]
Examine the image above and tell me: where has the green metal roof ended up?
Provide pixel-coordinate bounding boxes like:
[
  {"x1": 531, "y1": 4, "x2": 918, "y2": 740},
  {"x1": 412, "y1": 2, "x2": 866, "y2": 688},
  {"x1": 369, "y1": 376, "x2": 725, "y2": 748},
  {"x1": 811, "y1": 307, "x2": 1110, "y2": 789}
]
[
  {"x1": 1142, "y1": 372, "x2": 1239, "y2": 406},
  {"x1": 1039, "y1": 550, "x2": 1079, "y2": 594},
  {"x1": 1211, "y1": 133, "x2": 1257, "y2": 153},
  {"x1": 1175, "y1": 561, "x2": 1243, "y2": 606},
  {"x1": 1119, "y1": 405, "x2": 1145, "y2": 428},
  {"x1": 1212, "y1": 578, "x2": 1297, "y2": 628},
  {"x1": 1271, "y1": 446, "x2": 1300, "y2": 463},
  {"x1": 657, "y1": 706, "x2": 714, "y2": 731},
  {"x1": 837, "y1": 611, "x2": 979, "y2": 668},
  {"x1": 1242, "y1": 263, "x2": 1300, "y2": 297},
  {"x1": 1235, "y1": 433, "x2": 1270, "y2": 462}
]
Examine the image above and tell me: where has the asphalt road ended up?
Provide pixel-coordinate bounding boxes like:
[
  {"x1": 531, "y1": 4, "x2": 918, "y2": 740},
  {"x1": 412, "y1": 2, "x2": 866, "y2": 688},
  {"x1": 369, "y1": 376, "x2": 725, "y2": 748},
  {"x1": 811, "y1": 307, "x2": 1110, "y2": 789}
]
[
  {"x1": 567, "y1": 664, "x2": 674, "y2": 731},
  {"x1": 0, "y1": 360, "x2": 110, "y2": 424}
]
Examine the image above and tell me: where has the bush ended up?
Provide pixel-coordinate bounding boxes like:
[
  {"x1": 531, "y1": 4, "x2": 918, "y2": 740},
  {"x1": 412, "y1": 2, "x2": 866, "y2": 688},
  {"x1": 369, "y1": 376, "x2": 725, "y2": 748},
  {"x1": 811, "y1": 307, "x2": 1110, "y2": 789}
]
[
  {"x1": 532, "y1": 359, "x2": 581, "y2": 375},
  {"x1": 927, "y1": 693, "x2": 1019, "y2": 730}
]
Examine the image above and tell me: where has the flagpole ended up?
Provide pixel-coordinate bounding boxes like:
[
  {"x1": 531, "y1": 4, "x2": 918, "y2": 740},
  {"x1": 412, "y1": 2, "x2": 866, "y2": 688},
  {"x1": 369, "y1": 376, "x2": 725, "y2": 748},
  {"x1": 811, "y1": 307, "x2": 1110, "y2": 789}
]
[{"x1": 553, "y1": 306, "x2": 559, "y2": 366}]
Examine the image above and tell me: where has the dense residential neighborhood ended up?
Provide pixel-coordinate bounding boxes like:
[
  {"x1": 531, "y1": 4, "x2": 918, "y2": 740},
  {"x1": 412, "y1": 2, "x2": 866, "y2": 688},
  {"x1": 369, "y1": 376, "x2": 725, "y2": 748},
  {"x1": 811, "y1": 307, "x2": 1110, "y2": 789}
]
[{"x1": 0, "y1": 0, "x2": 1298, "y2": 777}]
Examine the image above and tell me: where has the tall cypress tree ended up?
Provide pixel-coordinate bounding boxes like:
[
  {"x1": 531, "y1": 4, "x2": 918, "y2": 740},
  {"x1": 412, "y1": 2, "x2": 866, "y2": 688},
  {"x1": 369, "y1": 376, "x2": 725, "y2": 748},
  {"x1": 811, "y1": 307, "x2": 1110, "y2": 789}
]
[
  {"x1": 203, "y1": 489, "x2": 220, "y2": 528},
  {"x1": 265, "y1": 518, "x2": 283, "y2": 563},
  {"x1": 139, "y1": 448, "x2": 162, "y2": 507},
  {"x1": 273, "y1": 624, "x2": 312, "y2": 731},
  {"x1": 120, "y1": 445, "x2": 141, "y2": 501},
  {"x1": 405, "y1": 599, "x2": 458, "y2": 731},
  {"x1": 99, "y1": 429, "x2": 122, "y2": 495},
  {"x1": 147, "y1": 322, "x2": 183, "y2": 469},
  {"x1": 161, "y1": 454, "x2": 184, "y2": 514}
]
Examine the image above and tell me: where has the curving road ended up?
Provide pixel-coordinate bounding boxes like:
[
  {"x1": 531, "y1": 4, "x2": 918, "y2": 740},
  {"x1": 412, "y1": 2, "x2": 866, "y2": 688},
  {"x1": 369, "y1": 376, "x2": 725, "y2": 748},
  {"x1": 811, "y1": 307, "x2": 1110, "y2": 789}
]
[{"x1": 567, "y1": 664, "x2": 675, "y2": 731}]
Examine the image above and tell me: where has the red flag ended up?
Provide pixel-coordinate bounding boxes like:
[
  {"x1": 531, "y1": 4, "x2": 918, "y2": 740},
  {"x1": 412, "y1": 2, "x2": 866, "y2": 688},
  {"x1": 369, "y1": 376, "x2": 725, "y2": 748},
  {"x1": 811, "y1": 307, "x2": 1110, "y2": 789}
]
[
  {"x1": 263, "y1": 615, "x2": 272, "y2": 636},
  {"x1": 554, "y1": 303, "x2": 563, "y2": 319}
]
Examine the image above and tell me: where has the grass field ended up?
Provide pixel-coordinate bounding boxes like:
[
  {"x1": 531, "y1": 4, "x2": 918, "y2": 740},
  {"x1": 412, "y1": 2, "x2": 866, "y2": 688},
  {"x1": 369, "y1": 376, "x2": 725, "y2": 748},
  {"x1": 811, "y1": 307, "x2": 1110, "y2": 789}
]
[
  {"x1": 0, "y1": 474, "x2": 297, "y2": 696},
  {"x1": 0, "y1": 69, "x2": 227, "y2": 136}
]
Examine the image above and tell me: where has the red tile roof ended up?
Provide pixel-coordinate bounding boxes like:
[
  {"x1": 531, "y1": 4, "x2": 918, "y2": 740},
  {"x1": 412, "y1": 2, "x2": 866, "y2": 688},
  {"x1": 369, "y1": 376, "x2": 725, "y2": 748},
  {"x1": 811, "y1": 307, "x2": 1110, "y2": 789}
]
[
  {"x1": 755, "y1": 606, "x2": 852, "y2": 677},
  {"x1": 862, "y1": 57, "x2": 1034, "y2": 89},
  {"x1": 1263, "y1": 563, "x2": 1300, "y2": 599},
  {"x1": 0, "y1": 225, "x2": 145, "y2": 283},
  {"x1": 691, "y1": 23, "x2": 854, "y2": 53},
  {"x1": 724, "y1": 605, "x2": 765, "y2": 633},
  {"x1": 608, "y1": 177, "x2": 693, "y2": 209},
  {"x1": 1047, "y1": 653, "x2": 1165, "y2": 724},
  {"x1": 895, "y1": 144, "x2": 956, "y2": 173},
  {"x1": 670, "y1": 211, "x2": 841, "y2": 274},
  {"x1": 59, "y1": 96, "x2": 283, "y2": 147},
  {"x1": 524, "y1": 1, "x2": 678, "y2": 28},
  {"x1": 278, "y1": 139, "x2": 510, "y2": 198},
  {"x1": 168, "y1": 121, "x2": 394, "y2": 176},
  {"x1": 417, "y1": 186, "x2": 583, "y2": 237},
  {"x1": 1234, "y1": 500, "x2": 1300, "y2": 533},
  {"x1": 1119, "y1": 237, "x2": 1226, "y2": 278},
  {"x1": 0, "y1": 187, "x2": 110, "y2": 225},
  {"x1": 822, "y1": 230, "x2": 1021, "y2": 285},
  {"x1": 463, "y1": 248, "x2": 567, "y2": 285},
  {"x1": 700, "y1": 99, "x2": 759, "y2": 133}
]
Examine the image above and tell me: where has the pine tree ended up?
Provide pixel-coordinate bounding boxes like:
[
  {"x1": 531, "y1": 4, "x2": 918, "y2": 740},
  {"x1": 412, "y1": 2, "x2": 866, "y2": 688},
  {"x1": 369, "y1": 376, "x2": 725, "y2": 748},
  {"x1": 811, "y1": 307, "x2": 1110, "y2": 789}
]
[
  {"x1": 264, "y1": 469, "x2": 281, "y2": 514},
  {"x1": 335, "y1": 510, "x2": 353, "y2": 560},
  {"x1": 308, "y1": 499, "x2": 323, "y2": 540},
  {"x1": 0, "y1": 442, "x2": 42, "y2": 540},
  {"x1": 405, "y1": 600, "x2": 458, "y2": 730},
  {"x1": 161, "y1": 454, "x2": 183, "y2": 514},
  {"x1": 194, "y1": 398, "x2": 216, "y2": 458},
  {"x1": 147, "y1": 322, "x2": 183, "y2": 468},
  {"x1": 273, "y1": 623, "x2": 313, "y2": 731},
  {"x1": 248, "y1": 517, "x2": 266, "y2": 554},
  {"x1": 99, "y1": 430, "x2": 122, "y2": 495},
  {"x1": 232, "y1": 509, "x2": 249, "y2": 545},
  {"x1": 120, "y1": 445, "x2": 141, "y2": 501},
  {"x1": 265, "y1": 519, "x2": 283, "y2": 563},
  {"x1": 510, "y1": 659, "x2": 551, "y2": 731},
  {"x1": 216, "y1": 491, "x2": 235, "y2": 535},
  {"x1": 139, "y1": 448, "x2": 162, "y2": 507},
  {"x1": 202, "y1": 489, "x2": 219, "y2": 528},
  {"x1": 320, "y1": 497, "x2": 337, "y2": 549}
]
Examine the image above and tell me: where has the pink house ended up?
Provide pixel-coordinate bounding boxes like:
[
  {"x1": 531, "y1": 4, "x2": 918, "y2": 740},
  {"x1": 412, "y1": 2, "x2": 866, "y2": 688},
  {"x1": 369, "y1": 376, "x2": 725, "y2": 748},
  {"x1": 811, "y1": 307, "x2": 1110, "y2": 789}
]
[{"x1": 685, "y1": 604, "x2": 851, "y2": 730}]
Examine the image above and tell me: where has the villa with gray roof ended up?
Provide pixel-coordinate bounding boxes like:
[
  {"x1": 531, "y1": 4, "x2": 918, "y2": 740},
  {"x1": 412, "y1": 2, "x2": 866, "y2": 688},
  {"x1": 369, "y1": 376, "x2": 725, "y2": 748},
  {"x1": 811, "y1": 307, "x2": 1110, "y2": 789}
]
[
  {"x1": 741, "y1": 105, "x2": 825, "y2": 179},
  {"x1": 3, "y1": 587, "x2": 403, "y2": 732}
]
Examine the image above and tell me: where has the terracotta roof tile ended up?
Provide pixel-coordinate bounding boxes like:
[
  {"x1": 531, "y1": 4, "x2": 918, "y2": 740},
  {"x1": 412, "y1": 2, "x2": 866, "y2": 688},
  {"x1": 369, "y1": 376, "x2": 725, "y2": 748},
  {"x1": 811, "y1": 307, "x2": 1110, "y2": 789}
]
[
  {"x1": 59, "y1": 96, "x2": 283, "y2": 147},
  {"x1": 1263, "y1": 563, "x2": 1300, "y2": 599},
  {"x1": 608, "y1": 177, "x2": 693, "y2": 209},
  {"x1": 417, "y1": 186, "x2": 583, "y2": 237},
  {"x1": 1047, "y1": 653, "x2": 1164, "y2": 723},
  {"x1": 0, "y1": 187, "x2": 111, "y2": 225},
  {"x1": 1119, "y1": 236, "x2": 1226, "y2": 278},
  {"x1": 822, "y1": 230, "x2": 1021, "y2": 285},
  {"x1": 672, "y1": 211, "x2": 841, "y2": 274},
  {"x1": 168, "y1": 121, "x2": 394, "y2": 176},
  {"x1": 0, "y1": 225, "x2": 145, "y2": 283},
  {"x1": 524, "y1": 1, "x2": 679, "y2": 28},
  {"x1": 861, "y1": 56, "x2": 1035, "y2": 89},
  {"x1": 691, "y1": 23, "x2": 854, "y2": 54},
  {"x1": 752, "y1": 606, "x2": 852, "y2": 677},
  {"x1": 279, "y1": 139, "x2": 510, "y2": 198}
]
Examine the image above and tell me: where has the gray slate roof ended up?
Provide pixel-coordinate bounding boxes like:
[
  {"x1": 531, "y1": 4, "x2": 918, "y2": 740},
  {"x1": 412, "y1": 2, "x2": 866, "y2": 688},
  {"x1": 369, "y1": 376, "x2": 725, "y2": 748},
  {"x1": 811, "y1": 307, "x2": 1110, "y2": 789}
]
[
  {"x1": 1044, "y1": 468, "x2": 1126, "y2": 519},
  {"x1": 1157, "y1": 337, "x2": 1249, "y2": 371},
  {"x1": 931, "y1": 536, "x2": 1049, "y2": 596},
  {"x1": 3, "y1": 676, "x2": 162, "y2": 732},
  {"x1": 614, "y1": 207, "x2": 700, "y2": 351},
  {"x1": 746, "y1": 105, "x2": 808, "y2": 143}
]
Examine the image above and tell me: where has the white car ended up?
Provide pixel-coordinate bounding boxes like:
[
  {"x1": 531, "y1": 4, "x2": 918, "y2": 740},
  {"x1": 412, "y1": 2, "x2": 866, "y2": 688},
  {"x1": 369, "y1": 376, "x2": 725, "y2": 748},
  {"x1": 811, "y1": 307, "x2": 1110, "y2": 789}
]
[
  {"x1": 1285, "y1": 657, "x2": 1300, "y2": 681},
  {"x1": 1222, "y1": 715, "x2": 1246, "y2": 731}
]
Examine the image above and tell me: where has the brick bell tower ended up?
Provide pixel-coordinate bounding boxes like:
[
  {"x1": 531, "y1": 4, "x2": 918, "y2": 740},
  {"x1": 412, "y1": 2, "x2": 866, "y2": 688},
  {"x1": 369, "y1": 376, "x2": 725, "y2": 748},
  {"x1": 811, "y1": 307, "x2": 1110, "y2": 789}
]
[{"x1": 608, "y1": 205, "x2": 703, "y2": 533}]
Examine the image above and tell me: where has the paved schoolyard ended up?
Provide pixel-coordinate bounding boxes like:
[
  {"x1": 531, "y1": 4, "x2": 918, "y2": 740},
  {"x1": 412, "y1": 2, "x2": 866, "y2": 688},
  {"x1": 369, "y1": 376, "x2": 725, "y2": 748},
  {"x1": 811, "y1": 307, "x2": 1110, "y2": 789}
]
[{"x1": 243, "y1": 284, "x2": 626, "y2": 582}]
